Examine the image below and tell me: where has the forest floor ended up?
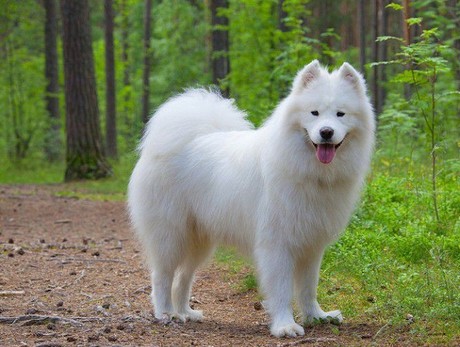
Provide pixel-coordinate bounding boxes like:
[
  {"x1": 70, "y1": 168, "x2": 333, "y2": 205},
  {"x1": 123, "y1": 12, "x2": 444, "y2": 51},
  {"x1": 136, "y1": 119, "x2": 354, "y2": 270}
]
[{"x1": 0, "y1": 185, "x2": 433, "y2": 346}]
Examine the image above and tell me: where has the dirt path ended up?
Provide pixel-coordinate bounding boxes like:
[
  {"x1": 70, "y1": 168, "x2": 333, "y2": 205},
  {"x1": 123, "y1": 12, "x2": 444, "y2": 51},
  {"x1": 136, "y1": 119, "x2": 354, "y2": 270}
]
[{"x1": 1, "y1": 185, "x2": 412, "y2": 346}]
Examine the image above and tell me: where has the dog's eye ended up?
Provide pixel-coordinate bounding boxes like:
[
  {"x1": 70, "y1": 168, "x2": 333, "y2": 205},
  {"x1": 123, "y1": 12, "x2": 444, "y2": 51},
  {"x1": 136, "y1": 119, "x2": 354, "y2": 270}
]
[
  {"x1": 311, "y1": 111, "x2": 319, "y2": 116},
  {"x1": 336, "y1": 111, "x2": 345, "y2": 117}
]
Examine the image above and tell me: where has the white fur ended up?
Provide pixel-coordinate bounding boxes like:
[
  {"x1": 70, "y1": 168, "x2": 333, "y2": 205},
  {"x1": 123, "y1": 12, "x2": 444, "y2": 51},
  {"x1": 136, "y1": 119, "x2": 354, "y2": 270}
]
[{"x1": 128, "y1": 61, "x2": 375, "y2": 337}]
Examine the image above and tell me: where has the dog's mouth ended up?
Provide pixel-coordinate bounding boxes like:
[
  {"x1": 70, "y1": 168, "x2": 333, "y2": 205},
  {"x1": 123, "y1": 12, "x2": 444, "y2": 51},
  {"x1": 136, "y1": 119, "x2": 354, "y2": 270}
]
[{"x1": 312, "y1": 139, "x2": 344, "y2": 164}]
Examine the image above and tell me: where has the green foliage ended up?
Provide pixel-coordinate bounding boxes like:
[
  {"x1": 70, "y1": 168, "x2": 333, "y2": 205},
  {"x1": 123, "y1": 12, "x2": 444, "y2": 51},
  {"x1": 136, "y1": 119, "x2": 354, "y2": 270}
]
[
  {"x1": 0, "y1": 1, "x2": 48, "y2": 162},
  {"x1": 386, "y1": 3, "x2": 404, "y2": 11},
  {"x1": 227, "y1": 0, "x2": 345, "y2": 125},
  {"x1": 227, "y1": 0, "x2": 279, "y2": 124},
  {"x1": 241, "y1": 272, "x2": 258, "y2": 292},
  {"x1": 323, "y1": 170, "x2": 460, "y2": 343},
  {"x1": 374, "y1": 9, "x2": 459, "y2": 223},
  {"x1": 151, "y1": 0, "x2": 210, "y2": 106}
]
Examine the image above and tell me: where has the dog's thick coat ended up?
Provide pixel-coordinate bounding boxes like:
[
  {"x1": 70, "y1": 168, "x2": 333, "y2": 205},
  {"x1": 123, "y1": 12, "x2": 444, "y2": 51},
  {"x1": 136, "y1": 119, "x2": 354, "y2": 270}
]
[{"x1": 128, "y1": 61, "x2": 375, "y2": 337}]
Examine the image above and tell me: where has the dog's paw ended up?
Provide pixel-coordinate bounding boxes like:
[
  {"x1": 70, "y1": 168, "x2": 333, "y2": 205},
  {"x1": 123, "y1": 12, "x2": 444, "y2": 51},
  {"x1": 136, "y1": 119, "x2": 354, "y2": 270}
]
[
  {"x1": 304, "y1": 309, "x2": 343, "y2": 326},
  {"x1": 155, "y1": 309, "x2": 204, "y2": 323},
  {"x1": 155, "y1": 312, "x2": 176, "y2": 325},
  {"x1": 271, "y1": 322, "x2": 305, "y2": 338},
  {"x1": 176, "y1": 309, "x2": 204, "y2": 322}
]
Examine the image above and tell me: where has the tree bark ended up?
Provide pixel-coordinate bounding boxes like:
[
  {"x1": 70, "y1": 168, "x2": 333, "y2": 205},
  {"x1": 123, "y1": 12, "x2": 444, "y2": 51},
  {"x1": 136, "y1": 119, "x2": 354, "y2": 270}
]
[
  {"x1": 120, "y1": 0, "x2": 130, "y2": 112},
  {"x1": 210, "y1": 0, "x2": 230, "y2": 97},
  {"x1": 104, "y1": 0, "x2": 117, "y2": 158},
  {"x1": 402, "y1": 0, "x2": 412, "y2": 100},
  {"x1": 377, "y1": 0, "x2": 388, "y2": 114},
  {"x1": 372, "y1": 0, "x2": 387, "y2": 115},
  {"x1": 402, "y1": 0, "x2": 411, "y2": 45},
  {"x1": 448, "y1": 0, "x2": 460, "y2": 88},
  {"x1": 358, "y1": 0, "x2": 366, "y2": 77},
  {"x1": 278, "y1": 0, "x2": 288, "y2": 33},
  {"x1": 43, "y1": 0, "x2": 61, "y2": 162},
  {"x1": 141, "y1": 0, "x2": 152, "y2": 125},
  {"x1": 60, "y1": 0, "x2": 111, "y2": 181},
  {"x1": 204, "y1": 0, "x2": 212, "y2": 76}
]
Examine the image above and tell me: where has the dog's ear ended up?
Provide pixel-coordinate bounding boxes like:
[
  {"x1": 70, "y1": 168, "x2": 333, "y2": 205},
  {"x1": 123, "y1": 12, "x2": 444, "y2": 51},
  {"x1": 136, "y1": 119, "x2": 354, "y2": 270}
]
[
  {"x1": 292, "y1": 60, "x2": 321, "y2": 93},
  {"x1": 338, "y1": 62, "x2": 366, "y2": 94}
]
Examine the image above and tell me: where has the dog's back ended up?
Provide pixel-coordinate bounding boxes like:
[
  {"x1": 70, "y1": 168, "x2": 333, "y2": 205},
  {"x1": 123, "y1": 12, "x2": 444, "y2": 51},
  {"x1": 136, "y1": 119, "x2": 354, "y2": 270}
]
[{"x1": 139, "y1": 89, "x2": 253, "y2": 158}]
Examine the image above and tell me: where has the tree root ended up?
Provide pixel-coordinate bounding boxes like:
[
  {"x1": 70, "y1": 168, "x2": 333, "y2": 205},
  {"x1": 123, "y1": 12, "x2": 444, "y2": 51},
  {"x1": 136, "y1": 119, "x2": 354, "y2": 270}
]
[
  {"x1": 0, "y1": 314, "x2": 154, "y2": 327},
  {"x1": 0, "y1": 315, "x2": 103, "y2": 327}
]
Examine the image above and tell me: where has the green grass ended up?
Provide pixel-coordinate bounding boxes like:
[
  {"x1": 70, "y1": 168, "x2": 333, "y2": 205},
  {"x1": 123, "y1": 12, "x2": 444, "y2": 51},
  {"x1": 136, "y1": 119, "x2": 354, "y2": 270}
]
[
  {"x1": 0, "y1": 160, "x2": 65, "y2": 184},
  {"x1": 215, "y1": 247, "x2": 258, "y2": 292},
  {"x1": 0, "y1": 154, "x2": 137, "y2": 200},
  {"x1": 320, "y1": 169, "x2": 460, "y2": 344}
]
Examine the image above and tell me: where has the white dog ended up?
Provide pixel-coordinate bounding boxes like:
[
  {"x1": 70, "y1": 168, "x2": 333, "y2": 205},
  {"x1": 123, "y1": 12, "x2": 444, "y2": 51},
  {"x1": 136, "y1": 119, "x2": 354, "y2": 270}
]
[{"x1": 128, "y1": 60, "x2": 375, "y2": 337}]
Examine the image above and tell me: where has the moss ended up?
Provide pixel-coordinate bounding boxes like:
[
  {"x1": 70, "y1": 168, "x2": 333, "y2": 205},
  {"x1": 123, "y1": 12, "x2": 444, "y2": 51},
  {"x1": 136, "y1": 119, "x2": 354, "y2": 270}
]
[{"x1": 65, "y1": 152, "x2": 112, "y2": 181}]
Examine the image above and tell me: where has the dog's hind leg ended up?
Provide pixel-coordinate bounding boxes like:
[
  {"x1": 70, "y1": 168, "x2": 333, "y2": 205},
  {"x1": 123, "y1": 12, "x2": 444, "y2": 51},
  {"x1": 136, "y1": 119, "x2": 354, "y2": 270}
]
[
  {"x1": 172, "y1": 239, "x2": 214, "y2": 322},
  {"x1": 150, "y1": 266, "x2": 175, "y2": 321},
  {"x1": 143, "y1": 223, "x2": 185, "y2": 322}
]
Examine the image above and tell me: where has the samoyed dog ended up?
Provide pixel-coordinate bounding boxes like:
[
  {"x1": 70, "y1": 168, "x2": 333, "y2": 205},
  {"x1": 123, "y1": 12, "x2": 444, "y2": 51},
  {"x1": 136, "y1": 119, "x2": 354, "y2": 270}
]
[{"x1": 128, "y1": 60, "x2": 375, "y2": 337}]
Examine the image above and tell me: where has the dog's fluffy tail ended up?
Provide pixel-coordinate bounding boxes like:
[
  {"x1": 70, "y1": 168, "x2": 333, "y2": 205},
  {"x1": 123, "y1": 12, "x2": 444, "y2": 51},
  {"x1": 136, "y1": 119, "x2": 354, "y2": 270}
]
[{"x1": 139, "y1": 88, "x2": 253, "y2": 157}]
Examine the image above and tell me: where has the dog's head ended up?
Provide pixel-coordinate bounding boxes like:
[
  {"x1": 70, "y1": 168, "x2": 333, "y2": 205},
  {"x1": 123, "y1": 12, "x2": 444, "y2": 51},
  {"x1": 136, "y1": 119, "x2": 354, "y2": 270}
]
[{"x1": 287, "y1": 60, "x2": 374, "y2": 165}]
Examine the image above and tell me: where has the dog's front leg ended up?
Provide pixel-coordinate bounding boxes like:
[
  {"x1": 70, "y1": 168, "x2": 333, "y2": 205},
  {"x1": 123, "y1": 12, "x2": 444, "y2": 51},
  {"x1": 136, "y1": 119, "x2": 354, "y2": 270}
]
[
  {"x1": 294, "y1": 248, "x2": 343, "y2": 326},
  {"x1": 255, "y1": 244, "x2": 305, "y2": 338}
]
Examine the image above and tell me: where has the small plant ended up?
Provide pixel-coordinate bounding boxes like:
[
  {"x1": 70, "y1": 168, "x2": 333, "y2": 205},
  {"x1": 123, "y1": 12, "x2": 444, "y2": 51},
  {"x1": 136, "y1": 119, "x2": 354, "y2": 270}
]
[
  {"x1": 372, "y1": 4, "x2": 459, "y2": 223},
  {"x1": 241, "y1": 273, "x2": 257, "y2": 292}
]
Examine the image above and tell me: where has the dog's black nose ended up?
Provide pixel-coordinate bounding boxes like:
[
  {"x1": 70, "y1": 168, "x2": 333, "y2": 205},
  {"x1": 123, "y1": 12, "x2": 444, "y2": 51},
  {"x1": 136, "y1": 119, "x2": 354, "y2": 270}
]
[{"x1": 320, "y1": 127, "x2": 334, "y2": 140}]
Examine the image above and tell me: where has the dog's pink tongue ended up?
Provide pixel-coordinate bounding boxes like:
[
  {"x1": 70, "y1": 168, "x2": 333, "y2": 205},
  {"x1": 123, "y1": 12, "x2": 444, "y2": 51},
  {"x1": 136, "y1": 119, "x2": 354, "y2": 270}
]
[{"x1": 316, "y1": 144, "x2": 336, "y2": 164}]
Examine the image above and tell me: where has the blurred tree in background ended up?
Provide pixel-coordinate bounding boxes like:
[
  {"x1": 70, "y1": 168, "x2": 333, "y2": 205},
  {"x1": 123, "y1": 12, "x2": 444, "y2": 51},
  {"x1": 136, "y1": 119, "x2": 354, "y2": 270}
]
[
  {"x1": 60, "y1": 0, "x2": 112, "y2": 181},
  {"x1": 43, "y1": 0, "x2": 61, "y2": 162},
  {"x1": 105, "y1": 0, "x2": 118, "y2": 159}
]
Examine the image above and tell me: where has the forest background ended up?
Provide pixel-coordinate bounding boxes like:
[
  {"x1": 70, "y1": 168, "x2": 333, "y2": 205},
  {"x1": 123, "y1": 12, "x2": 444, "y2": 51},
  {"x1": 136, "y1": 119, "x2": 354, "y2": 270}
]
[{"x1": 0, "y1": 0, "x2": 459, "y2": 345}]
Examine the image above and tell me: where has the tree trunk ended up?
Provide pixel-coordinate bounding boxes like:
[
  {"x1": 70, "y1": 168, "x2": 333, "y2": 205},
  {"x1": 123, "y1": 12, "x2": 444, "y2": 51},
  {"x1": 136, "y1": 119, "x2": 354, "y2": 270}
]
[
  {"x1": 120, "y1": 0, "x2": 130, "y2": 113},
  {"x1": 119, "y1": 0, "x2": 134, "y2": 148},
  {"x1": 340, "y1": 1, "x2": 352, "y2": 51},
  {"x1": 104, "y1": 0, "x2": 117, "y2": 159},
  {"x1": 278, "y1": 0, "x2": 288, "y2": 33},
  {"x1": 43, "y1": 0, "x2": 61, "y2": 162},
  {"x1": 204, "y1": 0, "x2": 212, "y2": 76},
  {"x1": 60, "y1": 0, "x2": 111, "y2": 181},
  {"x1": 358, "y1": 0, "x2": 366, "y2": 77},
  {"x1": 319, "y1": 0, "x2": 334, "y2": 66},
  {"x1": 372, "y1": 0, "x2": 387, "y2": 115},
  {"x1": 448, "y1": 0, "x2": 460, "y2": 88},
  {"x1": 377, "y1": 0, "x2": 388, "y2": 113},
  {"x1": 402, "y1": 0, "x2": 412, "y2": 100},
  {"x1": 210, "y1": 0, "x2": 230, "y2": 97},
  {"x1": 141, "y1": 0, "x2": 152, "y2": 125},
  {"x1": 402, "y1": 0, "x2": 411, "y2": 45}
]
